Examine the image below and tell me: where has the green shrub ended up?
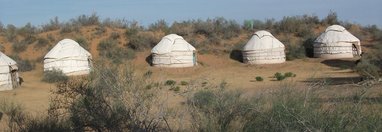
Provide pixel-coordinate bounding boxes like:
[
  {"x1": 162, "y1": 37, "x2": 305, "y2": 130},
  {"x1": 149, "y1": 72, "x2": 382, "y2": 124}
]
[
  {"x1": 34, "y1": 37, "x2": 49, "y2": 49},
  {"x1": 284, "y1": 72, "x2": 295, "y2": 77},
  {"x1": 170, "y1": 86, "x2": 180, "y2": 92},
  {"x1": 60, "y1": 23, "x2": 79, "y2": 34},
  {"x1": 42, "y1": 69, "x2": 68, "y2": 83},
  {"x1": 274, "y1": 72, "x2": 286, "y2": 81},
  {"x1": 165, "y1": 80, "x2": 176, "y2": 86},
  {"x1": 94, "y1": 25, "x2": 106, "y2": 35},
  {"x1": 354, "y1": 44, "x2": 382, "y2": 79},
  {"x1": 98, "y1": 39, "x2": 135, "y2": 64},
  {"x1": 255, "y1": 76, "x2": 264, "y2": 81},
  {"x1": 180, "y1": 81, "x2": 189, "y2": 85},
  {"x1": 127, "y1": 33, "x2": 158, "y2": 51},
  {"x1": 109, "y1": 32, "x2": 120, "y2": 40},
  {"x1": 143, "y1": 70, "x2": 153, "y2": 78},
  {"x1": 12, "y1": 41, "x2": 28, "y2": 53},
  {"x1": 73, "y1": 37, "x2": 88, "y2": 50},
  {"x1": 11, "y1": 55, "x2": 34, "y2": 72}
]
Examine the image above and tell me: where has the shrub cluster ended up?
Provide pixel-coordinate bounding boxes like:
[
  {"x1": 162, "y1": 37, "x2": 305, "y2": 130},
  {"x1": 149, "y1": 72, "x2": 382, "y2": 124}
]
[
  {"x1": 355, "y1": 44, "x2": 382, "y2": 79},
  {"x1": 41, "y1": 69, "x2": 68, "y2": 83},
  {"x1": 274, "y1": 72, "x2": 296, "y2": 81},
  {"x1": 98, "y1": 39, "x2": 135, "y2": 64}
]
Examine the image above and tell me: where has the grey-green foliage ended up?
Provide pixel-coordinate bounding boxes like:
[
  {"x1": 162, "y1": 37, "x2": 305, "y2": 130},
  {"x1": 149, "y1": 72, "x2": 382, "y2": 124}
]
[
  {"x1": 355, "y1": 43, "x2": 382, "y2": 79},
  {"x1": 188, "y1": 83, "x2": 252, "y2": 132},
  {"x1": 42, "y1": 69, "x2": 68, "y2": 83},
  {"x1": 75, "y1": 37, "x2": 89, "y2": 50},
  {"x1": 98, "y1": 39, "x2": 135, "y2": 64},
  {"x1": 49, "y1": 65, "x2": 170, "y2": 131},
  {"x1": 0, "y1": 100, "x2": 71, "y2": 131}
]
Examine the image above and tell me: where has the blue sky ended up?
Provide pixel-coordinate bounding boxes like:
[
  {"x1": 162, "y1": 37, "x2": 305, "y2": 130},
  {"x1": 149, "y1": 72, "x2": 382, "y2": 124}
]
[{"x1": 1, "y1": 0, "x2": 381, "y2": 27}]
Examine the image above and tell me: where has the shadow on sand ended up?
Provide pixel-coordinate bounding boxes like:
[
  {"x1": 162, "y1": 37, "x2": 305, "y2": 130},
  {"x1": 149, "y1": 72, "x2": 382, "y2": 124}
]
[
  {"x1": 302, "y1": 76, "x2": 362, "y2": 85},
  {"x1": 230, "y1": 50, "x2": 243, "y2": 63},
  {"x1": 320, "y1": 59, "x2": 357, "y2": 69},
  {"x1": 145, "y1": 54, "x2": 153, "y2": 66}
]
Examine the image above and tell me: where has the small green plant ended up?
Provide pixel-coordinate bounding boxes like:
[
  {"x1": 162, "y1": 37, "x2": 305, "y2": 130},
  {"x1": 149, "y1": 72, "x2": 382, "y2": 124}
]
[
  {"x1": 170, "y1": 86, "x2": 181, "y2": 92},
  {"x1": 180, "y1": 81, "x2": 189, "y2": 85},
  {"x1": 255, "y1": 76, "x2": 264, "y2": 81},
  {"x1": 145, "y1": 84, "x2": 152, "y2": 89},
  {"x1": 274, "y1": 72, "x2": 286, "y2": 81},
  {"x1": 284, "y1": 72, "x2": 296, "y2": 77},
  {"x1": 202, "y1": 82, "x2": 208, "y2": 87},
  {"x1": 42, "y1": 69, "x2": 68, "y2": 83},
  {"x1": 165, "y1": 80, "x2": 176, "y2": 86},
  {"x1": 143, "y1": 70, "x2": 153, "y2": 78}
]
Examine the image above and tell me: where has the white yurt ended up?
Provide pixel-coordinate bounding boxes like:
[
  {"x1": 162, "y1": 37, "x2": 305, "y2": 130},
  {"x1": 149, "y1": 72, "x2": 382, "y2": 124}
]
[
  {"x1": 242, "y1": 30, "x2": 286, "y2": 64},
  {"x1": 151, "y1": 34, "x2": 197, "y2": 67},
  {"x1": 0, "y1": 52, "x2": 19, "y2": 91},
  {"x1": 44, "y1": 39, "x2": 92, "y2": 76},
  {"x1": 314, "y1": 25, "x2": 361, "y2": 59}
]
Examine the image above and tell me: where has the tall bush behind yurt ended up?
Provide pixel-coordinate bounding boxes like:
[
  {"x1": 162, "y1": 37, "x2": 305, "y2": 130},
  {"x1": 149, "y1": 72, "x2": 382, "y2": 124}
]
[
  {"x1": 44, "y1": 39, "x2": 92, "y2": 76},
  {"x1": 151, "y1": 34, "x2": 197, "y2": 67},
  {"x1": 0, "y1": 51, "x2": 19, "y2": 91},
  {"x1": 314, "y1": 25, "x2": 361, "y2": 59},
  {"x1": 242, "y1": 30, "x2": 286, "y2": 64}
]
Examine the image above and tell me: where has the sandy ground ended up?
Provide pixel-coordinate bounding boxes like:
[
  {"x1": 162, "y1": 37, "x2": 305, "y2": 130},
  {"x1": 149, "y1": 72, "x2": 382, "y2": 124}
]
[{"x1": 0, "y1": 52, "x2": 361, "y2": 116}]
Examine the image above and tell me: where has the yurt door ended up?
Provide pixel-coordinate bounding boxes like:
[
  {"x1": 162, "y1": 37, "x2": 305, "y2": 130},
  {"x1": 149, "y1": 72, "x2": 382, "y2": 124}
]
[
  {"x1": 352, "y1": 44, "x2": 358, "y2": 56},
  {"x1": 193, "y1": 52, "x2": 197, "y2": 65},
  {"x1": 9, "y1": 67, "x2": 19, "y2": 88}
]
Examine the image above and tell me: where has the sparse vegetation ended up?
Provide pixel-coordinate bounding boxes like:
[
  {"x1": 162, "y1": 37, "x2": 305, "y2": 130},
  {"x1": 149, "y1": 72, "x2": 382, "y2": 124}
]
[
  {"x1": 11, "y1": 55, "x2": 35, "y2": 72},
  {"x1": 255, "y1": 76, "x2": 264, "y2": 81},
  {"x1": 274, "y1": 72, "x2": 296, "y2": 81},
  {"x1": 41, "y1": 69, "x2": 68, "y2": 83},
  {"x1": 98, "y1": 39, "x2": 135, "y2": 64},
  {"x1": 180, "y1": 81, "x2": 189, "y2": 85},
  {"x1": 1, "y1": 13, "x2": 382, "y2": 131},
  {"x1": 165, "y1": 80, "x2": 176, "y2": 86}
]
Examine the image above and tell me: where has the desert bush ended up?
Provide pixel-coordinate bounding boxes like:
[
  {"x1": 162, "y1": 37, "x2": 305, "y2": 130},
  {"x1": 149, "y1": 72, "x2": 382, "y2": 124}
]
[
  {"x1": 255, "y1": 76, "x2": 264, "y2": 81},
  {"x1": 42, "y1": 69, "x2": 68, "y2": 83},
  {"x1": 0, "y1": 21, "x2": 4, "y2": 32},
  {"x1": 48, "y1": 66, "x2": 171, "y2": 131},
  {"x1": 274, "y1": 72, "x2": 286, "y2": 81},
  {"x1": 17, "y1": 23, "x2": 37, "y2": 37},
  {"x1": 5, "y1": 24, "x2": 17, "y2": 42},
  {"x1": 60, "y1": 23, "x2": 80, "y2": 34},
  {"x1": 143, "y1": 70, "x2": 153, "y2": 78},
  {"x1": 149, "y1": 19, "x2": 169, "y2": 33},
  {"x1": 284, "y1": 72, "x2": 295, "y2": 77},
  {"x1": 165, "y1": 80, "x2": 176, "y2": 86},
  {"x1": 170, "y1": 21, "x2": 193, "y2": 36},
  {"x1": 42, "y1": 17, "x2": 61, "y2": 31},
  {"x1": 71, "y1": 13, "x2": 100, "y2": 26},
  {"x1": 101, "y1": 18, "x2": 129, "y2": 28},
  {"x1": 187, "y1": 83, "x2": 252, "y2": 131},
  {"x1": 127, "y1": 33, "x2": 158, "y2": 51},
  {"x1": 0, "y1": 100, "x2": 71, "y2": 131},
  {"x1": 11, "y1": 55, "x2": 35, "y2": 72},
  {"x1": 286, "y1": 44, "x2": 306, "y2": 60},
  {"x1": 98, "y1": 39, "x2": 135, "y2": 64},
  {"x1": 355, "y1": 46, "x2": 382, "y2": 79},
  {"x1": 322, "y1": 11, "x2": 340, "y2": 25},
  {"x1": 75, "y1": 37, "x2": 89, "y2": 50},
  {"x1": 180, "y1": 81, "x2": 189, "y2": 86},
  {"x1": 12, "y1": 40, "x2": 28, "y2": 53},
  {"x1": 34, "y1": 37, "x2": 49, "y2": 49},
  {"x1": 109, "y1": 32, "x2": 120, "y2": 40},
  {"x1": 94, "y1": 25, "x2": 106, "y2": 35}
]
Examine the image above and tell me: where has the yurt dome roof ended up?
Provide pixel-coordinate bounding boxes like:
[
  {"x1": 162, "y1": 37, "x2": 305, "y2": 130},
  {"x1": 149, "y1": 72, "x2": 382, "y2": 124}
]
[
  {"x1": 44, "y1": 39, "x2": 91, "y2": 59},
  {"x1": 243, "y1": 30, "x2": 284, "y2": 51},
  {"x1": 0, "y1": 51, "x2": 17, "y2": 67},
  {"x1": 151, "y1": 34, "x2": 196, "y2": 54},
  {"x1": 315, "y1": 25, "x2": 360, "y2": 44}
]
